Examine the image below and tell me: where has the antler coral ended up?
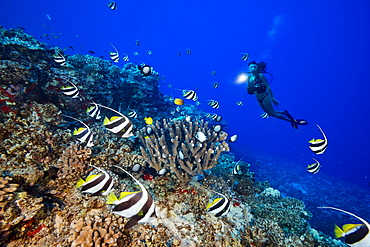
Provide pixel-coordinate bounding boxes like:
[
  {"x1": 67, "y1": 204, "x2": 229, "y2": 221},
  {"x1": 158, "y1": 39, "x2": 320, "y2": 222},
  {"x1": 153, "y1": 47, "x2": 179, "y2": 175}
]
[{"x1": 138, "y1": 118, "x2": 229, "y2": 183}]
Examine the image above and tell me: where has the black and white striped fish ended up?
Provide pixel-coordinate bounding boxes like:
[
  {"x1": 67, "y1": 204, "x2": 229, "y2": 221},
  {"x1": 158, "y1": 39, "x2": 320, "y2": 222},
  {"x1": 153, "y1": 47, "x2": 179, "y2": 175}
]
[
  {"x1": 98, "y1": 104, "x2": 134, "y2": 138},
  {"x1": 213, "y1": 114, "x2": 222, "y2": 122},
  {"x1": 208, "y1": 100, "x2": 220, "y2": 109},
  {"x1": 185, "y1": 48, "x2": 192, "y2": 55},
  {"x1": 236, "y1": 101, "x2": 243, "y2": 106},
  {"x1": 307, "y1": 158, "x2": 321, "y2": 174},
  {"x1": 182, "y1": 90, "x2": 198, "y2": 101},
  {"x1": 65, "y1": 115, "x2": 94, "y2": 147},
  {"x1": 319, "y1": 207, "x2": 370, "y2": 247},
  {"x1": 212, "y1": 82, "x2": 219, "y2": 88},
  {"x1": 76, "y1": 164, "x2": 114, "y2": 196},
  {"x1": 123, "y1": 53, "x2": 129, "y2": 61},
  {"x1": 135, "y1": 40, "x2": 140, "y2": 46},
  {"x1": 260, "y1": 112, "x2": 269, "y2": 119},
  {"x1": 61, "y1": 80, "x2": 79, "y2": 98},
  {"x1": 86, "y1": 102, "x2": 101, "y2": 119},
  {"x1": 206, "y1": 190, "x2": 231, "y2": 217},
  {"x1": 240, "y1": 52, "x2": 249, "y2": 61},
  {"x1": 232, "y1": 158, "x2": 243, "y2": 175},
  {"x1": 108, "y1": 1, "x2": 117, "y2": 10},
  {"x1": 308, "y1": 124, "x2": 328, "y2": 154},
  {"x1": 110, "y1": 44, "x2": 119, "y2": 62},
  {"x1": 127, "y1": 109, "x2": 137, "y2": 118},
  {"x1": 52, "y1": 52, "x2": 66, "y2": 66},
  {"x1": 210, "y1": 70, "x2": 217, "y2": 76},
  {"x1": 107, "y1": 166, "x2": 156, "y2": 229},
  {"x1": 206, "y1": 113, "x2": 222, "y2": 122}
]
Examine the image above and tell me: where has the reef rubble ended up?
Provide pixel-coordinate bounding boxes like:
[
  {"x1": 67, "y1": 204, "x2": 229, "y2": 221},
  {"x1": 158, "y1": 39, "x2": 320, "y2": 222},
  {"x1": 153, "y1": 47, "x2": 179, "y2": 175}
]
[{"x1": 0, "y1": 27, "x2": 346, "y2": 247}]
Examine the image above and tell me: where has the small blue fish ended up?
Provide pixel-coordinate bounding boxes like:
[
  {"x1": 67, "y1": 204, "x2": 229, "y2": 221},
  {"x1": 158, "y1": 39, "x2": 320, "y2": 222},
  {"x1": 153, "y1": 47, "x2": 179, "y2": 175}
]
[
  {"x1": 212, "y1": 82, "x2": 219, "y2": 88},
  {"x1": 108, "y1": 1, "x2": 117, "y2": 10}
]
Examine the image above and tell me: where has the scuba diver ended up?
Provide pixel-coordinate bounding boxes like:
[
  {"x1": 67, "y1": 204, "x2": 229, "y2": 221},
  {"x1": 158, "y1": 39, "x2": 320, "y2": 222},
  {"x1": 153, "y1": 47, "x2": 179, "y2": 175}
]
[{"x1": 246, "y1": 61, "x2": 308, "y2": 129}]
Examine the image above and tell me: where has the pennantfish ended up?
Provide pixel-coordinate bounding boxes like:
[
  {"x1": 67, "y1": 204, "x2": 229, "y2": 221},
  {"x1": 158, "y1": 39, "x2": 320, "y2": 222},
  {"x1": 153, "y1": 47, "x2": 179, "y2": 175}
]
[
  {"x1": 110, "y1": 44, "x2": 119, "y2": 62},
  {"x1": 307, "y1": 158, "x2": 321, "y2": 174},
  {"x1": 206, "y1": 113, "x2": 222, "y2": 122},
  {"x1": 308, "y1": 124, "x2": 328, "y2": 154},
  {"x1": 240, "y1": 52, "x2": 249, "y2": 61},
  {"x1": 76, "y1": 164, "x2": 114, "y2": 196},
  {"x1": 52, "y1": 52, "x2": 66, "y2": 66},
  {"x1": 61, "y1": 80, "x2": 79, "y2": 98},
  {"x1": 107, "y1": 166, "x2": 156, "y2": 229},
  {"x1": 319, "y1": 206, "x2": 370, "y2": 247},
  {"x1": 182, "y1": 90, "x2": 198, "y2": 101},
  {"x1": 206, "y1": 190, "x2": 231, "y2": 217},
  {"x1": 97, "y1": 104, "x2": 134, "y2": 138},
  {"x1": 86, "y1": 102, "x2": 101, "y2": 119},
  {"x1": 123, "y1": 53, "x2": 129, "y2": 61},
  {"x1": 108, "y1": 1, "x2": 117, "y2": 10},
  {"x1": 233, "y1": 158, "x2": 243, "y2": 175},
  {"x1": 260, "y1": 112, "x2": 269, "y2": 119},
  {"x1": 208, "y1": 100, "x2": 220, "y2": 109},
  {"x1": 127, "y1": 109, "x2": 137, "y2": 118},
  {"x1": 64, "y1": 115, "x2": 94, "y2": 147}
]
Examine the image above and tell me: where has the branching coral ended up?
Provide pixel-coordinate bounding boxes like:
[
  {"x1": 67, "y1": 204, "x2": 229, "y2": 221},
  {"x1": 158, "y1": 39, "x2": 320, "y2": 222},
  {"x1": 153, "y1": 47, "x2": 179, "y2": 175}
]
[{"x1": 138, "y1": 118, "x2": 230, "y2": 183}]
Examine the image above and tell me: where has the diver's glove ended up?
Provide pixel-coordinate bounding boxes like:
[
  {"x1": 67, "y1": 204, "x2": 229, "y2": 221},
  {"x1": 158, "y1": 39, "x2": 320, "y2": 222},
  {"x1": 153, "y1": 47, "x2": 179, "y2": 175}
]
[{"x1": 272, "y1": 98, "x2": 279, "y2": 106}]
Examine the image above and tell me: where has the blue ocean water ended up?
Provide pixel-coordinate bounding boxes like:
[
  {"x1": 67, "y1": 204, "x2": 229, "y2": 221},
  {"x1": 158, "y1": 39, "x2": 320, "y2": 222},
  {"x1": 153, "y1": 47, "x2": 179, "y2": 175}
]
[{"x1": 1, "y1": 0, "x2": 369, "y2": 238}]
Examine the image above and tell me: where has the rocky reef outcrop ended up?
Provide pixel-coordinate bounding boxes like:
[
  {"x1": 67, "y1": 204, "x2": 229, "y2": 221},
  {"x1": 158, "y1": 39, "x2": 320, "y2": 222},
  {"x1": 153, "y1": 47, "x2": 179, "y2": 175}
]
[{"x1": 0, "y1": 26, "x2": 346, "y2": 247}]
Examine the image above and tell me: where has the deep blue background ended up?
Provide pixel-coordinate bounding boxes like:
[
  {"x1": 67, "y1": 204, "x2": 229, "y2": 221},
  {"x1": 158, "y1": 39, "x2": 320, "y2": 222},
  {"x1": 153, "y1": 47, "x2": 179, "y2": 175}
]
[{"x1": 1, "y1": 0, "x2": 370, "y2": 235}]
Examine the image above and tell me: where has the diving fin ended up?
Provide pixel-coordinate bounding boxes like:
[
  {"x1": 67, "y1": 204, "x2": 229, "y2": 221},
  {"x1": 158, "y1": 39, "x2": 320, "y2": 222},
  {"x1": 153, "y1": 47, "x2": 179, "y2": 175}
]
[
  {"x1": 290, "y1": 121, "x2": 298, "y2": 129},
  {"x1": 283, "y1": 110, "x2": 298, "y2": 129},
  {"x1": 295, "y1": 119, "x2": 309, "y2": 125},
  {"x1": 284, "y1": 110, "x2": 308, "y2": 127}
]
